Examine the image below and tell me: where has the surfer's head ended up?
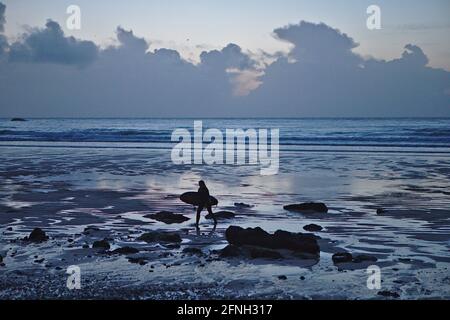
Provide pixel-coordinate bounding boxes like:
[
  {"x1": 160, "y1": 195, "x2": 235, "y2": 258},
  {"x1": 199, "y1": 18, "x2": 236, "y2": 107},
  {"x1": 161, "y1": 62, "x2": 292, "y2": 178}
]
[{"x1": 199, "y1": 180, "x2": 206, "y2": 188}]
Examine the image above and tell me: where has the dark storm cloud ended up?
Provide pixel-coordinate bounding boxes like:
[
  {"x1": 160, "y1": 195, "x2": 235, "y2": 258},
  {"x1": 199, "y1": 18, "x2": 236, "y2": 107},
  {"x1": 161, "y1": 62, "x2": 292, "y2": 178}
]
[
  {"x1": 246, "y1": 21, "x2": 450, "y2": 117},
  {"x1": 200, "y1": 43, "x2": 256, "y2": 70},
  {"x1": 8, "y1": 20, "x2": 98, "y2": 66},
  {"x1": 0, "y1": 3, "x2": 448, "y2": 117}
]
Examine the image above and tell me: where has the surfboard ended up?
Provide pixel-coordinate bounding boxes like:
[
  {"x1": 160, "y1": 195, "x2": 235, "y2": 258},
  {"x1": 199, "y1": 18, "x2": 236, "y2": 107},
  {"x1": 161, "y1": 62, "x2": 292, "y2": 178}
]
[{"x1": 180, "y1": 192, "x2": 218, "y2": 206}]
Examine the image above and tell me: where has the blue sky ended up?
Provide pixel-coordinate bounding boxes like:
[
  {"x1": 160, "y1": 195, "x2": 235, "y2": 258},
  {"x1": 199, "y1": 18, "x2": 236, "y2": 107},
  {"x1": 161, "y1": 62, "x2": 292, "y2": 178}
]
[
  {"x1": 0, "y1": 1, "x2": 449, "y2": 117},
  {"x1": 3, "y1": 0, "x2": 450, "y2": 69}
]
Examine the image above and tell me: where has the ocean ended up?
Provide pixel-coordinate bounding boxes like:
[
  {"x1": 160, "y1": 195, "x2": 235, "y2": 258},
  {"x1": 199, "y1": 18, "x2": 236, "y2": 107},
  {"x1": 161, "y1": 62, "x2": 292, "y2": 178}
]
[{"x1": 1, "y1": 118, "x2": 450, "y2": 153}]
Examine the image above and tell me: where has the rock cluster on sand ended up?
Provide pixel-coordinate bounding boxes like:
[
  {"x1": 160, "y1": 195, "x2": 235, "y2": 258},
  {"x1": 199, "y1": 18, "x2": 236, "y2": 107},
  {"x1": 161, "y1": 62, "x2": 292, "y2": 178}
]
[
  {"x1": 26, "y1": 228, "x2": 49, "y2": 243},
  {"x1": 92, "y1": 239, "x2": 110, "y2": 250},
  {"x1": 284, "y1": 202, "x2": 328, "y2": 213},
  {"x1": 205, "y1": 211, "x2": 235, "y2": 220},
  {"x1": 137, "y1": 231, "x2": 182, "y2": 243},
  {"x1": 224, "y1": 226, "x2": 320, "y2": 259},
  {"x1": 219, "y1": 244, "x2": 283, "y2": 259},
  {"x1": 144, "y1": 211, "x2": 190, "y2": 224},
  {"x1": 303, "y1": 224, "x2": 323, "y2": 232},
  {"x1": 332, "y1": 252, "x2": 377, "y2": 264}
]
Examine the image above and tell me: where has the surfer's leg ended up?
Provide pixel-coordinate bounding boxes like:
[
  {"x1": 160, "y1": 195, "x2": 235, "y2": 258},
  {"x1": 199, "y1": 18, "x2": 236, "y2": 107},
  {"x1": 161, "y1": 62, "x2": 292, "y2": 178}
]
[
  {"x1": 206, "y1": 205, "x2": 217, "y2": 226},
  {"x1": 196, "y1": 205, "x2": 204, "y2": 227}
]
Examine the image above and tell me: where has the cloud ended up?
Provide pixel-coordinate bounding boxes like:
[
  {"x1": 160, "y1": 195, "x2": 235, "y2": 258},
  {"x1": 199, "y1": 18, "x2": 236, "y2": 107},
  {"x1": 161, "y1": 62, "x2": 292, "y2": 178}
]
[
  {"x1": 273, "y1": 21, "x2": 359, "y2": 65},
  {"x1": 246, "y1": 21, "x2": 450, "y2": 117},
  {"x1": 200, "y1": 43, "x2": 255, "y2": 70},
  {"x1": 115, "y1": 26, "x2": 148, "y2": 53},
  {"x1": 0, "y1": 22, "x2": 246, "y2": 117},
  {"x1": 0, "y1": 4, "x2": 448, "y2": 118},
  {"x1": 8, "y1": 20, "x2": 98, "y2": 66}
]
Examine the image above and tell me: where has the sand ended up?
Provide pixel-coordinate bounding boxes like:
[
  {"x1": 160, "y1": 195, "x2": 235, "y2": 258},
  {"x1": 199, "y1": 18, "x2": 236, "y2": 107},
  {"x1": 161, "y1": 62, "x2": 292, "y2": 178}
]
[{"x1": 0, "y1": 146, "x2": 449, "y2": 299}]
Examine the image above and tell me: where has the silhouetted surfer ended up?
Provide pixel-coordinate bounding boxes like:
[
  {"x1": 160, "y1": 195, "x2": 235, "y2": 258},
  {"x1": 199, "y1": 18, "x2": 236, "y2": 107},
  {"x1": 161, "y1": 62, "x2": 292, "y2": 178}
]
[{"x1": 196, "y1": 180, "x2": 217, "y2": 228}]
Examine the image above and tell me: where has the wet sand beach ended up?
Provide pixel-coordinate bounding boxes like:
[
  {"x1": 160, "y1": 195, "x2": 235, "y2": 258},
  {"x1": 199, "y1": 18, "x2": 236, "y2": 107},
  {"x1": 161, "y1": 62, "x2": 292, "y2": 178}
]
[{"x1": 1, "y1": 140, "x2": 449, "y2": 299}]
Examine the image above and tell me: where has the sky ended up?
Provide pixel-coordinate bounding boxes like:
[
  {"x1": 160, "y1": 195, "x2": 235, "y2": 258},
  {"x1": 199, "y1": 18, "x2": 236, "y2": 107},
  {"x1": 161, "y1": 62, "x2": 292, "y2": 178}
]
[
  {"x1": 3, "y1": 0, "x2": 450, "y2": 69},
  {"x1": 0, "y1": 0, "x2": 449, "y2": 117}
]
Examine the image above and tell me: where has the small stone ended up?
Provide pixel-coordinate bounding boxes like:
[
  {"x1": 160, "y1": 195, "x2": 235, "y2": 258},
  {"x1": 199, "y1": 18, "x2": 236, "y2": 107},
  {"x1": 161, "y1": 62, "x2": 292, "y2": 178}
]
[
  {"x1": 92, "y1": 239, "x2": 110, "y2": 250},
  {"x1": 352, "y1": 254, "x2": 377, "y2": 263},
  {"x1": 27, "y1": 228, "x2": 48, "y2": 243},
  {"x1": 137, "y1": 231, "x2": 182, "y2": 243},
  {"x1": 332, "y1": 252, "x2": 353, "y2": 264},
  {"x1": 303, "y1": 224, "x2": 323, "y2": 232},
  {"x1": 144, "y1": 211, "x2": 190, "y2": 224},
  {"x1": 284, "y1": 202, "x2": 328, "y2": 213}
]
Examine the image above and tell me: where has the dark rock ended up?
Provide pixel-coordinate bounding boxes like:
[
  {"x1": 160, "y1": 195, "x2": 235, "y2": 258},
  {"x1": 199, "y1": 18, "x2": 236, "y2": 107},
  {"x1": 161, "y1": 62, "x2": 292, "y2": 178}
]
[
  {"x1": 225, "y1": 226, "x2": 320, "y2": 258},
  {"x1": 27, "y1": 228, "x2": 48, "y2": 243},
  {"x1": 234, "y1": 202, "x2": 253, "y2": 208},
  {"x1": 278, "y1": 275, "x2": 287, "y2": 280},
  {"x1": 0, "y1": 255, "x2": 2, "y2": 263},
  {"x1": 82, "y1": 244, "x2": 89, "y2": 249},
  {"x1": 300, "y1": 276, "x2": 305, "y2": 280},
  {"x1": 182, "y1": 247, "x2": 203, "y2": 255},
  {"x1": 284, "y1": 202, "x2": 328, "y2": 213},
  {"x1": 219, "y1": 245, "x2": 242, "y2": 258},
  {"x1": 6, "y1": 227, "x2": 13, "y2": 231},
  {"x1": 246, "y1": 246, "x2": 283, "y2": 259},
  {"x1": 377, "y1": 290, "x2": 400, "y2": 298},
  {"x1": 11, "y1": 118, "x2": 27, "y2": 122},
  {"x1": 34, "y1": 258, "x2": 45, "y2": 263},
  {"x1": 144, "y1": 211, "x2": 190, "y2": 224},
  {"x1": 206, "y1": 211, "x2": 235, "y2": 220},
  {"x1": 137, "y1": 231, "x2": 182, "y2": 243},
  {"x1": 353, "y1": 254, "x2": 378, "y2": 263},
  {"x1": 92, "y1": 239, "x2": 110, "y2": 250},
  {"x1": 303, "y1": 224, "x2": 323, "y2": 232},
  {"x1": 111, "y1": 246, "x2": 140, "y2": 255},
  {"x1": 376, "y1": 208, "x2": 386, "y2": 215},
  {"x1": 332, "y1": 252, "x2": 353, "y2": 264}
]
